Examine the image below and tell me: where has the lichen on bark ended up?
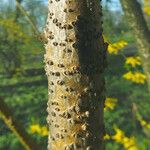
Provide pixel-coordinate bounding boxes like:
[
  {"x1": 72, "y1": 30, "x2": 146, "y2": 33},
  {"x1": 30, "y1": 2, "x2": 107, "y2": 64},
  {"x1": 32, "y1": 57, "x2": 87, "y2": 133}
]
[{"x1": 44, "y1": 0, "x2": 107, "y2": 149}]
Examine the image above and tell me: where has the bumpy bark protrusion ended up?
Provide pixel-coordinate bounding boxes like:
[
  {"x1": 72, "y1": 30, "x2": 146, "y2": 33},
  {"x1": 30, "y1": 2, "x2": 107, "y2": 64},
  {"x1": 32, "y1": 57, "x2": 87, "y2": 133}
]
[{"x1": 44, "y1": 0, "x2": 107, "y2": 149}]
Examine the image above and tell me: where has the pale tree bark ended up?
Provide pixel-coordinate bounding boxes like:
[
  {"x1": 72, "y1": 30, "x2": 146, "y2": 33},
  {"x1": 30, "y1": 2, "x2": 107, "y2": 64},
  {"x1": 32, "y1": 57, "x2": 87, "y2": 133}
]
[
  {"x1": 44, "y1": 0, "x2": 107, "y2": 150},
  {"x1": 120, "y1": 0, "x2": 150, "y2": 91}
]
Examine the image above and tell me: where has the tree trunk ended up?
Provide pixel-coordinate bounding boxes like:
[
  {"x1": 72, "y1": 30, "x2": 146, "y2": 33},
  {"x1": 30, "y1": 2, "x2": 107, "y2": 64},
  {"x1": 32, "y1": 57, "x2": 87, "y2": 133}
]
[
  {"x1": 15, "y1": 0, "x2": 23, "y2": 21},
  {"x1": 45, "y1": 0, "x2": 107, "y2": 150},
  {"x1": 44, "y1": 0, "x2": 107, "y2": 150},
  {"x1": 120, "y1": 0, "x2": 150, "y2": 90}
]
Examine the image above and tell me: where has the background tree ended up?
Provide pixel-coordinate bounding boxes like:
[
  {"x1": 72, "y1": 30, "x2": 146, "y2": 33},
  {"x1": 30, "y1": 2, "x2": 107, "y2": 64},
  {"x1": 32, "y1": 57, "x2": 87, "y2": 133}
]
[
  {"x1": 120, "y1": 0, "x2": 150, "y2": 91},
  {"x1": 15, "y1": 0, "x2": 23, "y2": 21},
  {"x1": 44, "y1": 0, "x2": 107, "y2": 149}
]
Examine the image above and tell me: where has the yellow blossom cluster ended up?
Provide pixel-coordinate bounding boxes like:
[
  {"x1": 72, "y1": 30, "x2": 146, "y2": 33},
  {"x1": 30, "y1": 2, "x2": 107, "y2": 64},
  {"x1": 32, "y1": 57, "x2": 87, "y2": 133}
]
[
  {"x1": 123, "y1": 71, "x2": 146, "y2": 84},
  {"x1": 104, "y1": 134, "x2": 111, "y2": 140},
  {"x1": 108, "y1": 40, "x2": 128, "y2": 55},
  {"x1": 144, "y1": 7, "x2": 150, "y2": 15},
  {"x1": 125, "y1": 57, "x2": 141, "y2": 67},
  {"x1": 112, "y1": 128, "x2": 138, "y2": 150},
  {"x1": 30, "y1": 124, "x2": 48, "y2": 136},
  {"x1": 139, "y1": 119, "x2": 150, "y2": 130},
  {"x1": 144, "y1": 0, "x2": 150, "y2": 15},
  {"x1": 105, "y1": 128, "x2": 138, "y2": 150},
  {"x1": 104, "y1": 97, "x2": 118, "y2": 111}
]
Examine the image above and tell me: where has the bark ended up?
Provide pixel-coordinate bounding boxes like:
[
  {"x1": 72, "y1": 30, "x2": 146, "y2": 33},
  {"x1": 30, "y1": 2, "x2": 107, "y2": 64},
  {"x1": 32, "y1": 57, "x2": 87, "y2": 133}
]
[
  {"x1": 0, "y1": 98, "x2": 40, "y2": 150},
  {"x1": 44, "y1": 0, "x2": 107, "y2": 150},
  {"x1": 15, "y1": 0, "x2": 23, "y2": 21},
  {"x1": 120, "y1": 0, "x2": 150, "y2": 90}
]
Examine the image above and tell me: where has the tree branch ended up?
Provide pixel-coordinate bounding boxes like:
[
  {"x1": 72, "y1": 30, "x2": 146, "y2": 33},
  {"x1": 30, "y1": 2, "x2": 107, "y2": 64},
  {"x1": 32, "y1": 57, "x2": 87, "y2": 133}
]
[
  {"x1": 0, "y1": 97, "x2": 41, "y2": 150},
  {"x1": 15, "y1": 0, "x2": 40, "y2": 35}
]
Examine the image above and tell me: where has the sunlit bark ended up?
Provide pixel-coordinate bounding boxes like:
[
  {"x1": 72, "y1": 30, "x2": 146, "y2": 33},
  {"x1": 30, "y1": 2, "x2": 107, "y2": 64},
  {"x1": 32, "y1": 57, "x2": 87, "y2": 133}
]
[{"x1": 44, "y1": 0, "x2": 107, "y2": 149}]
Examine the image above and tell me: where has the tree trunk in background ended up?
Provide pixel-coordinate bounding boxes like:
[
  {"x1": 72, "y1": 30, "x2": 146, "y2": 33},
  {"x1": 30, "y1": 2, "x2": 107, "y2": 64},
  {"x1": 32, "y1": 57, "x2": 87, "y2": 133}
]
[
  {"x1": 120, "y1": 0, "x2": 150, "y2": 91},
  {"x1": 44, "y1": 0, "x2": 107, "y2": 149},
  {"x1": 15, "y1": 0, "x2": 23, "y2": 21}
]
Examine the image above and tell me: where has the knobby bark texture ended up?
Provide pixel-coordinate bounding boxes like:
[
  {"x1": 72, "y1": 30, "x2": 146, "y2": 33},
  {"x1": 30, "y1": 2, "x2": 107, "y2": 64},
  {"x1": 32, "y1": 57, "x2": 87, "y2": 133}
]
[
  {"x1": 120, "y1": 0, "x2": 150, "y2": 91},
  {"x1": 0, "y1": 98, "x2": 40, "y2": 150},
  {"x1": 44, "y1": 0, "x2": 107, "y2": 149}
]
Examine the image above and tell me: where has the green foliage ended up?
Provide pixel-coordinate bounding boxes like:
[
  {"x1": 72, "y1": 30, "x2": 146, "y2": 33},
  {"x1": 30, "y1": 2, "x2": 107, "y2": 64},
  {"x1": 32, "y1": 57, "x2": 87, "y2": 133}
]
[
  {"x1": 0, "y1": 83, "x2": 47, "y2": 150},
  {"x1": 105, "y1": 53, "x2": 150, "y2": 149},
  {"x1": 0, "y1": 18, "x2": 26, "y2": 74},
  {"x1": 0, "y1": 133, "x2": 24, "y2": 150},
  {"x1": 105, "y1": 142, "x2": 123, "y2": 150}
]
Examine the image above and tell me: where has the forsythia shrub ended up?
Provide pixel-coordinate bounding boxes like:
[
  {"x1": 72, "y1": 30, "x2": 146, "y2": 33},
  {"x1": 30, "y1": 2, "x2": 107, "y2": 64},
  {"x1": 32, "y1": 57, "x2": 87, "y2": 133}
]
[
  {"x1": 123, "y1": 72, "x2": 146, "y2": 84},
  {"x1": 105, "y1": 128, "x2": 138, "y2": 150},
  {"x1": 125, "y1": 57, "x2": 141, "y2": 68},
  {"x1": 104, "y1": 97, "x2": 118, "y2": 111},
  {"x1": 144, "y1": 0, "x2": 150, "y2": 15},
  {"x1": 144, "y1": 7, "x2": 150, "y2": 15},
  {"x1": 139, "y1": 119, "x2": 150, "y2": 130},
  {"x1": 30, "y1": 124, "x2": 48, "y2": 137},
  {"x1": 108, "y1": 40, "x2": 128, "y2": 55}
]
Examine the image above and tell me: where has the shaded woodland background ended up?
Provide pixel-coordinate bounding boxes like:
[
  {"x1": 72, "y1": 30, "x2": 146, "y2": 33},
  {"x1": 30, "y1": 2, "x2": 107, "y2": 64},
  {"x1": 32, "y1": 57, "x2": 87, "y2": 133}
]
[{"x1": 0, "y1": 0, "x2": 150, "y2": 149}]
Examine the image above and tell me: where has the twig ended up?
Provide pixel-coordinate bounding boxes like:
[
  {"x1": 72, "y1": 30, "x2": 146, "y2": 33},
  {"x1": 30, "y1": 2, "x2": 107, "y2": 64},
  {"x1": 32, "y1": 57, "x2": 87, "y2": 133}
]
[{"x1": 15, "y1": 0, "x2": 40, "y2": 36}]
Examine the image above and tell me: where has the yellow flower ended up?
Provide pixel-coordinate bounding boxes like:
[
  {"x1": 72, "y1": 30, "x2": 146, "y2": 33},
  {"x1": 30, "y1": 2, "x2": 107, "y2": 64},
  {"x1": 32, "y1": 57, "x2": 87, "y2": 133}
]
[
  {"x1": 123, "y1": 137, "x2": 136, "y2": 149},
  {"x1": 40, "y1": 126, "x2": 49, "y2": 136},
  {"x1": 104, "y1": 97, "x2": 118, "y2": 111},
  {"x1": 104, "y1": 134, "x2": 111, "y2": 140},
  {"x1": 108, "y1": 44, "x2": 119, "y2": 54},
  {"x1": 116, "y1": 40, "x2": 128, "y2": 48},
  {"x1": 139, "y1": 118, "x2": 150, "y2": 130},
  {"x1": 112, "y1": 127, "x2": 138, "y2": 150},
  {"x1": 30, "y1": 124, "x2": 41, "y2": 133},
  {"x1": 144, "y1": 6, "x2": 150, "y2": 15},
  {"x1": 133, "y1": 72, "x2": 146, "y2": 84},
  {"x1": 140, "y1": 119, "x2": 147, "y2": 126},
  {"x1": 112, "y1": 128, "x2": 125, "y2": 143},
  {"x1": 128, "y1": 146, "x2": 138, "y2": 150},
  {"x1": 123, "y1": 71, "x2": 146, "y2": 84},
  {"x1": 123, "y1": 71, "x2": 133, "y2": 80},
  {"x1": 30, "y1": 124, "x2": 49, "y2": 136},
  {"x1": 125, "y1": 57, "x2": 141, "y2": 67},
  {"x1": 108, "y1": 40, "x2": 128, "y2": 54},
  {"x1": 146, "y1": 124, "x2": 150, "y2": 129}
]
